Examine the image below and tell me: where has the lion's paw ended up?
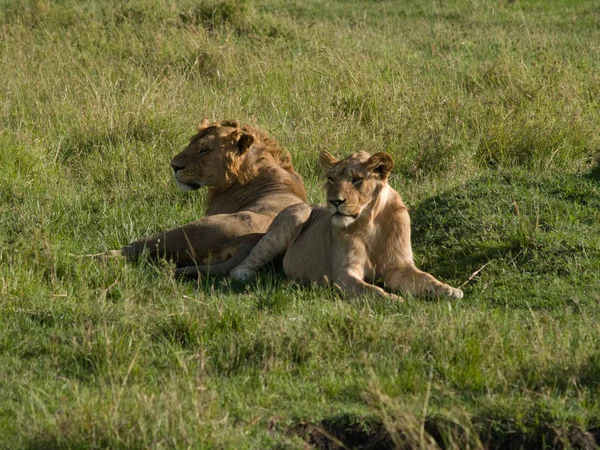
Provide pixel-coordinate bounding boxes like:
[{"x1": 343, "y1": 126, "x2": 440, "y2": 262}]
[{"x1": 230, "y1": 266, "x2": 257, "y2": 282}]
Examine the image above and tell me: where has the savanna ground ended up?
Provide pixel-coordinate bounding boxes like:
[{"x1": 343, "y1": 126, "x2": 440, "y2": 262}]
[{"x1": 1, "y1": 0, "x2": 600, "y2": 448}]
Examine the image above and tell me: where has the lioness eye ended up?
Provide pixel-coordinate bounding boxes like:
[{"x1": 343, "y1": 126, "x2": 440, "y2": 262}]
[{"x1": 352, "y1": 177, "x2": 363, "y2": 186}]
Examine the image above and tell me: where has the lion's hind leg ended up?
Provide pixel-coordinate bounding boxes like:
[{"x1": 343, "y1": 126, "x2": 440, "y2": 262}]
[
  {"x1": 231, "y1": 203, "x2": 312, "y2": 282},
  {"x1": 384, "y1": 265, "x2": 463, "y2": 299},
  {"x1": 174, "y1": 234, "x2": 263, "y2": 279}
]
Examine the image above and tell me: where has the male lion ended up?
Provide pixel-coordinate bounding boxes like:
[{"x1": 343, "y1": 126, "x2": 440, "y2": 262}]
[
  {"x1": 102, "y1": 119, "x2": 307, "y2": 271},
  {"x1": 229, "y1": 151, "x2": 463, "y2": 299}
]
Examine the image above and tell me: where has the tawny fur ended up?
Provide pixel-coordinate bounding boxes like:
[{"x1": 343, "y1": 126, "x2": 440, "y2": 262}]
[
  {"x1": 230, "y1": 151, "x2": 463, "y2": 300},
  {"x1": 99, "y1": 119, "x2": 306, "y2": 271}
]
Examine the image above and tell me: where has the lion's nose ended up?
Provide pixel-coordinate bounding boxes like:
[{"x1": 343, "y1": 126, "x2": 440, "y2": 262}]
[
  {"x1": 329, "y1": 199, "x2": 346, "y2": 208},
  {"x1": 171, "y1": 162, "x2": 184, "y2": 173}
]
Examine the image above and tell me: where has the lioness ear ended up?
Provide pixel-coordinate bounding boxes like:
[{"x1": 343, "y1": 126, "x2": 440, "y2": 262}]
[
  {"x1": 197, "y1": 117, "x2": 210, "y2": 131},
  {"x1": 366, "y1": 152, "x2": 394, "y2": 179},
  {"x1": 229, "y1": 130, "x2": 255, "y2": 153},
  {"x1": 319, "y1": 151, "x2": 338, "y2": 173}
]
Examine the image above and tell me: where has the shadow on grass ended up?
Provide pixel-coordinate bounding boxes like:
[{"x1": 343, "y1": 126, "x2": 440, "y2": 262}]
[
  {"x1": 291, "y1": 413, "x2": 598, "y2": 450},
  {"x1": 21, "y1": 413, "x2": 599, "y2": 450},
  {"x1": 178, "y1": 260, "x2": 286, "y2": 297},
  {"x1": 409, "y1": 169, "x2": 600, "y2": 306},
  {"x1": 587, "y1": 158, "x2": 600, "y2": 182}
]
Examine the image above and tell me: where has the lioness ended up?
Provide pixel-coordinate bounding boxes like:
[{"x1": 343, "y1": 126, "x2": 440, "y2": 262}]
[
  {"x1": 229, "y1": 151, "x2": 463, "y2": 299},
  {"x1": 103, "y1": 119, "x2": 307, "y2": 270}
]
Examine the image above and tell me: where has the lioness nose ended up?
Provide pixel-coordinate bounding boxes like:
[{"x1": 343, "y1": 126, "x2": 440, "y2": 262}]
[
  {"x1": 329, "y1": 199, "x2": 345, "y2": 208},
  {"x1": 171, "y1": 162, "x2": 184, "y2": 173}
]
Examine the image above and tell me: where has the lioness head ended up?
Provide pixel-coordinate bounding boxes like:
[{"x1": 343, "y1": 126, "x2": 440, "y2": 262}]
[
  {"x1": 319, "y1": 151, "x2": 394, "y2": 228},
  {"x1": 170, "y1": 118, "x2": 258, "y2": 191}
]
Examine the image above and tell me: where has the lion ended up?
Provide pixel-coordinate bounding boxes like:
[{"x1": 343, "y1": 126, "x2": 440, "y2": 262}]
[
  {"x1": 228, "y1": 151, "x2": 463, "y2": 299},
  {"x1": 101, "y1": 118, "x2": 307, "y2": 272}
]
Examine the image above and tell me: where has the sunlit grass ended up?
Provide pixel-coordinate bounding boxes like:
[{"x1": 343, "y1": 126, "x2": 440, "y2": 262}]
[{"x1": 1, "y1": 0, "x2": 600, "y2": 447}]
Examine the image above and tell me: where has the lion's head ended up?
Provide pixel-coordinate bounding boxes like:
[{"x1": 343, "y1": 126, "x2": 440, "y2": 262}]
[
  {"x1": 319, "y1": 151, "x2": 394, "y2": 228},
  {"x1": 171, "y1": 118, "x2": 295, "y2": 192}
]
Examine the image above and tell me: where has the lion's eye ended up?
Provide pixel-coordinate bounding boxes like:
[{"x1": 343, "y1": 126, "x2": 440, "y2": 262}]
[
  {"x1": 327, "y1": 177, "x2": 334, "y2": 184},
  {"x1": 352, "y1": 177, "x2": 363, "y2": 186}
]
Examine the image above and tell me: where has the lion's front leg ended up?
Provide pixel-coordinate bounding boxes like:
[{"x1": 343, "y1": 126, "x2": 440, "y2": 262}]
[{"x1": 383, "y1": 265, "x2": 463, "y2": 299}]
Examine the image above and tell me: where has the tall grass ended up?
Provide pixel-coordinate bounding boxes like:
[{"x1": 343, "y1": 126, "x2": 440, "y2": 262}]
[{"x1": 1, "y1": 0, "x2": 600, "y2": 447}]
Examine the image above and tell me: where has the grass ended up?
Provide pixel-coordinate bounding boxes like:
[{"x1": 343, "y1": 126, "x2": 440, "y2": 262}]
[{"x1": 1, "y1": 0, "x2": 600, "y2": 447}]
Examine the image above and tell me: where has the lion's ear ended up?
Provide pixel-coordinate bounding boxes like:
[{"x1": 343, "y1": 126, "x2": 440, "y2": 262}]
[
  {"x1": 229, "y1": 130, "x2": 255, "y2": 153},
  {"x1": 319, "y1": 151, "x2": 338, "y2": 173},
  {"x1": 237, "y1": 133, "x2": 254, "y2": 153},
  {"x1": 366, "y1": 152, "x2": 394, "y2": 180},
  {"x1": 197, "y1": 117, "x2": 210, "y2": 131}
]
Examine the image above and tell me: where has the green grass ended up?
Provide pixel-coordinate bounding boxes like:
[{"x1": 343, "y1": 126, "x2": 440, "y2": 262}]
[{"x1": 1, "y1": 0, "x2": 600, "y2": 447}]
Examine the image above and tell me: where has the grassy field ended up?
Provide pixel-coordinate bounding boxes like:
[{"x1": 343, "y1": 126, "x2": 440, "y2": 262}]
[{"x1": 1, "y1": 0, "x2": 600, "y2": 447}]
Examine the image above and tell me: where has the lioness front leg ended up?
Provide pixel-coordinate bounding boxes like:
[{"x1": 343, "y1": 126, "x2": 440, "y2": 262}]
[
  {"x1": 335, "y1": 274, "x2": 402, "y2": 300},
  {"x1": 231, "y1": 203, "x2": 311, "y2": 281},
  {"x1": 384, "y1": 265, "x2": 463, "y2": 299}
]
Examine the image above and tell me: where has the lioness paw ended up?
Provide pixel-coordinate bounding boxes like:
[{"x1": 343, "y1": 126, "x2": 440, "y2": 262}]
[
  {"x1": 444, "y1": 287, "x2": 463, "y2": 299},
  {"x1": 451, "y1": 288, "x2": 464, "y2": 299},
  {"x1": 387, "y1": 292, "x2": 404, "y2": 302},
  {"x1": 230, "y1": 266, "x2": 257, "y2": 282}
]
